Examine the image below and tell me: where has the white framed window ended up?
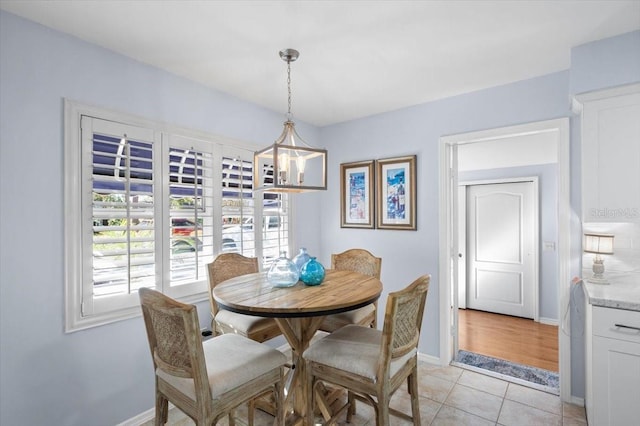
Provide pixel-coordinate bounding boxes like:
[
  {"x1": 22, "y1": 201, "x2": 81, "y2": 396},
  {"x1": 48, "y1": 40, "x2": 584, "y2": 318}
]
[{"x1": 64, "y1": 100, "x2": 291, "y2": 332}]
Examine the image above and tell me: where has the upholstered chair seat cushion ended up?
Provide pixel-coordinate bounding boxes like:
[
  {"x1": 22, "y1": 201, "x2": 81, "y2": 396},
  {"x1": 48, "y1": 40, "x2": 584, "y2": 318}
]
[
  {"x1": 303, "y1": 324, "x2": 416, "y2": 382},
  {"x1": 320, "y1": 304, "x2": 376, "y2": 331},
  {"x1": 214, "y1": 310, "x2": 277, "y2": 335},
  {"x1": 157, "y1": 333, "x2": 287, "y2": 401}
]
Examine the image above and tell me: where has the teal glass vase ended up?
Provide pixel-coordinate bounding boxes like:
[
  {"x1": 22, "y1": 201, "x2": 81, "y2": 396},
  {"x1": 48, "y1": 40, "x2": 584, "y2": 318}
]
[
  {"x1": 300, "y1": 257, "x2": 325, "y2": 286},
  {"x1": 267, "y1": 252, "x2": 299, "y2": 287},
  {"x1": 292, "y1": 247, "x2": 311, "y2": 274}
]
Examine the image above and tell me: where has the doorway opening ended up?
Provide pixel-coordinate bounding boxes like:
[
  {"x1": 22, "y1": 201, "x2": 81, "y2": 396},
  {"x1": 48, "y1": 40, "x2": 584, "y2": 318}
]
[
  {"x1": 455, "y1": 177, "x2": 559, "y2": 390},
  {"x1": 439, "y1": 118, "x2": 571, "y2": 400}
]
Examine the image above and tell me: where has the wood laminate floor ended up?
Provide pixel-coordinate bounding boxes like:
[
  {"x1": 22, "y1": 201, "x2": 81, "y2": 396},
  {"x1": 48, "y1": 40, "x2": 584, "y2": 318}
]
[{"x1": 458, "y1": 308, "x2": 559, "y2": 372}]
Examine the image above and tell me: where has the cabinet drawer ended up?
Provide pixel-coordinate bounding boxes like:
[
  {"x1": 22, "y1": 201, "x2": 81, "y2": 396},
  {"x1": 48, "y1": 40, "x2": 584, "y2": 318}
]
[{"x1": 593, "y1": 306, "x2": 640, "y2": 344}]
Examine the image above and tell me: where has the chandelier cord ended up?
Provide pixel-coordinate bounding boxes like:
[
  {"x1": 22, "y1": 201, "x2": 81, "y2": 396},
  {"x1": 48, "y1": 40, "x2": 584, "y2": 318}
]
[{"x1": 286, "y1": 59, "x2": 292, "y2": 120}]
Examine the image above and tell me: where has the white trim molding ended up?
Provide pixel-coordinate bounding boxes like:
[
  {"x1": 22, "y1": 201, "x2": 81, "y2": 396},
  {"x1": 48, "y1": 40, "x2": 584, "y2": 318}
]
[{"x1": 439, "y1": 117, "x2": 572, "y2": 401}]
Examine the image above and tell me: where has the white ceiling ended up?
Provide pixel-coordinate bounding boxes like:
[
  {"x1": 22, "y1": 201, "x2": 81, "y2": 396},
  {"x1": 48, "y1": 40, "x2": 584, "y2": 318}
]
[{"x1": 2, "y1": 0, "x2": 639, "y2": 126}]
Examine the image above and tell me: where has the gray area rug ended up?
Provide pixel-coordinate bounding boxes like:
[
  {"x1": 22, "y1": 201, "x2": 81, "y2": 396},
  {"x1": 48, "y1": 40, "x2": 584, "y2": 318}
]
[{"x1": 456, "y1": 350, "x2": 559, "y2": 389}]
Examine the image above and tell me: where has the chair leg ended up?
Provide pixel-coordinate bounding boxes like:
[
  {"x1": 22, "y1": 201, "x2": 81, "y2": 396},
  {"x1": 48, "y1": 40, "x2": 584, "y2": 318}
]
[
  {"x1": 155, "y1": 391, "x2": 168, "y2": 426},
  {"x1": 376, "y1": 394, "x2": 390, "y2": 426},
  {"x1": 346, "y1": 391, "x2": 356, "y2": 423},
  {"x1": 408, "y1": 369, "x2": 421, "y2": 426},
  {"x1": 372, "y1": 302, "x2": 378, "y2": 328},
  {"x1": 306, "y1": 370, "x2": 316, "y2": 426},
  {"x1": 248, "y1": 399, "x2": 255, "y2": 426},
  {"x1": 275, "y1": 377, "x2": 284, "y2": 426}
]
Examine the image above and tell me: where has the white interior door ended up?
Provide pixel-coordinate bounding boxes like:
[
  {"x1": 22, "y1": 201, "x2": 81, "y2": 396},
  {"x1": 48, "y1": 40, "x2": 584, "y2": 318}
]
[{"x1": 467, "y1": 181, "x2": 537, "y2": 319}]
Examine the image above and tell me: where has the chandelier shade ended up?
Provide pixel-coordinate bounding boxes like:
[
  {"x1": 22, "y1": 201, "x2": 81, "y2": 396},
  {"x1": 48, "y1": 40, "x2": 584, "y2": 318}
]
[{"x1": 254, "y1": 49, "x2": 327, "y2": 192}]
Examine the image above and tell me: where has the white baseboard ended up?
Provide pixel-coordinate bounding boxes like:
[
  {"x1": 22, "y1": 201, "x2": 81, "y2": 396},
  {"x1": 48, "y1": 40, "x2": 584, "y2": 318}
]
[
  {"x1": 540, "y1": 317, "x2": 559, "y2": 326},
  {"x1": 117, "y1": 406, "x2": 155, "y2": 426},
  {"x1": 417, "y1": 351, "x2": 443, "y2": 366},
  {"x1": 117, "y1": 403, "x2": 180, "y2": 426},
  {"x1": 569, "y1": 395, "x2": 585, "y2": 407}
]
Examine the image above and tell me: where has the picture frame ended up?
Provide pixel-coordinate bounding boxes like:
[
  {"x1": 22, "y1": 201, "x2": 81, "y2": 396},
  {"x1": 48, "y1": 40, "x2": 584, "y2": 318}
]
[
  {"x1": 376, "y1": 155, "x2": 417, "y2": 230},
  {"x1": 340, "y1": 160, "x2": 375, "y2": 228}
]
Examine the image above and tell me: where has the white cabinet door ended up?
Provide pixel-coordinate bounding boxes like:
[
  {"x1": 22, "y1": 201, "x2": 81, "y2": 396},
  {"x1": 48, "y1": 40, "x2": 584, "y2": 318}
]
[
  {"x1": 592, "y1": 336, "x2": 640, "y2": 426},
  {"x1": 578, "y1": 85, "x2": 640, "y2": 223},
  {"x1": 587, "y1": 305, "x2": 640, "y2": 426}
]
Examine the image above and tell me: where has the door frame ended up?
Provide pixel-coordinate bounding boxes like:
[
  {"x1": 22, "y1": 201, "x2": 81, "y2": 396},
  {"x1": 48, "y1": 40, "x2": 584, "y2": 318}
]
[
  {"x1": 438, "y1": 118, "x2": 571, "y2": 401},
  {"x1": 459, "y1": 177, "x2": 540, "y2": 322}
]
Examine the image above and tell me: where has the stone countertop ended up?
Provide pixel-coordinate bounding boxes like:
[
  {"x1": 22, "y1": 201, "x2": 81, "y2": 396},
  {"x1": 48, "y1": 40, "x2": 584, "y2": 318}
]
[{"x1": 582, "y1": 272, "x2": 640, "y2": 312}]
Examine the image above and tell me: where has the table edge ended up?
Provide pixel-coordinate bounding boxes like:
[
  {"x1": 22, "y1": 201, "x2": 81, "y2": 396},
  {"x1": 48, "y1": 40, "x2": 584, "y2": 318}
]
[{"x1": 216, "y1": 294, "x2": 380, "y2": 318}]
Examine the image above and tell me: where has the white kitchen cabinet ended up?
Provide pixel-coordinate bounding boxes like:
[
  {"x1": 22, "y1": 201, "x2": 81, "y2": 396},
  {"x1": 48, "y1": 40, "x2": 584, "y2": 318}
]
[
  {"x1": 585, "y1": 303, "x2": 640, "y2": 426},
  {"x1": 575, "y1": 83, "x2": 640, "y2": 223}
]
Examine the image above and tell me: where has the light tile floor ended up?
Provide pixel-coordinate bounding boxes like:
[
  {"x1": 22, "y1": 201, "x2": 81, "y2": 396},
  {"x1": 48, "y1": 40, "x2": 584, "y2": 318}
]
[{"x1": 140, "y1": 360, "x2": 587, "y2": 425}]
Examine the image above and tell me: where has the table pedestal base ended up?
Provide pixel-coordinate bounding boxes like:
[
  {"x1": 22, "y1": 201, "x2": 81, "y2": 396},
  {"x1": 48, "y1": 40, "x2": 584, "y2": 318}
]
[{"x1": 274, "y1": 316, "x2": 326, "y2": 423}]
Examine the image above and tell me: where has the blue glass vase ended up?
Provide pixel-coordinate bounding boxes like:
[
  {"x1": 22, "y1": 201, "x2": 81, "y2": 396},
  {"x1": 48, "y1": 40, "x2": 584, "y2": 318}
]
[
  {"x1": 267, "y1": 252, "x2": 299, "y2": 287},
  {"x1": 292, "y1": 248, "x2": 311, "y2": 274},
  {"x1": 300, "y1": 257, "x2": 325, "y2": 286}
]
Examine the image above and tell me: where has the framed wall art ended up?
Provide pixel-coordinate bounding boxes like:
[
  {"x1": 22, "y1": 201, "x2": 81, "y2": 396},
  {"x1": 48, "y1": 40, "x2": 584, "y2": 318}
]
[
  {"x1": 340, "y1": 160, "x2": 375, "y2": 228},
  {"x1": 376, "y1": 155, "x2": 417, "y2": 230}
]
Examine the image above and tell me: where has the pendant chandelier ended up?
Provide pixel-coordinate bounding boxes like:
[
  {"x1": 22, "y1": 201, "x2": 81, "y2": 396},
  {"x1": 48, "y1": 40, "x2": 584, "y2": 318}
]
[{"x1": 254, "y1": 49, "x2": 327, "y2": 192}]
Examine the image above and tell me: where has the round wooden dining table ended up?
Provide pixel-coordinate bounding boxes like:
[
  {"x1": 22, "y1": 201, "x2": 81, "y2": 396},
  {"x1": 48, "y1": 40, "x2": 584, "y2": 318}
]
[{"x1": 213, "y1": 269, "x2": 382, "y2": 425}]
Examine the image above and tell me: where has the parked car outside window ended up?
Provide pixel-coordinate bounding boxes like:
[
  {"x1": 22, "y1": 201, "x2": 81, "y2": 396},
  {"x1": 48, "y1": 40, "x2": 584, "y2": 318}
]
[{"x1": 171, "y1": 218, "x2": 200, "y2": 236}]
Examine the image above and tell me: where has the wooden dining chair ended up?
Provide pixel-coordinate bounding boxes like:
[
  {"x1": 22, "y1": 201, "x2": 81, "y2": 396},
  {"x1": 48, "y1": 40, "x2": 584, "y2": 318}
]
[
  {"x1": 139, "y1": 287, "x2": 287, "y2": 426},
  {"x1": 304, "y1": 274, "x2": 430, "y2": 426},
  {"x1": 207, "y1": 253, "x2": 282, "y2": 342},
  {"x1": 319, "y1": 248, "x2": 382, "y2": 332}
]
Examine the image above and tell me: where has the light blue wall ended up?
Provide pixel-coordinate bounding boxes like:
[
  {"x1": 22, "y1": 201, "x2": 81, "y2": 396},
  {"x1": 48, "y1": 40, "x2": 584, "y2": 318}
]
[
  {"x1": 570, "y1": 30, "x2": 640, "y2": 95},
  {"x1": 0, "y1": 11, "x2": 318, "y2": 425},
  {"x1": 2, "y1": 8, "x2": 639, "y2": 423},
  {"x1": 459, "y1": 164, "x2": 559, "y2": 321}
]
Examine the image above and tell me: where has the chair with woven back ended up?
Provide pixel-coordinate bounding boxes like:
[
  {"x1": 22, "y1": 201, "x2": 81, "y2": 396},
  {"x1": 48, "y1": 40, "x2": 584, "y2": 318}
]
[
  {"x1": 206, "y1": 253, "x2": 282, "y2": 342},
  {"x1": 304, "y1": 274, "x2": 430, "y2": 426},
  {"x1": 138, "y1": 287, "x2": 287, "y2": 426},
  {"x1": 319, "y1": 248, "x2": 382, "y2": 332}
]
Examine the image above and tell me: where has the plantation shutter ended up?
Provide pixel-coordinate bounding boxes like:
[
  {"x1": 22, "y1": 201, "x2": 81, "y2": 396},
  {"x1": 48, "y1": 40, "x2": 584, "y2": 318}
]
[
  {"x1": 81, "y1": 116, "x2": 161, "y2": 315},
  {"x1": 221, "y1": 148, "x2": 256, "y2": 258},
  {"x1": 261, "y1": 191, "x2": 290, "y2": 266},
  {"x1": 166, "y1": 135, "x2": 214, "y2": 294}
]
